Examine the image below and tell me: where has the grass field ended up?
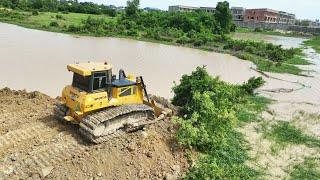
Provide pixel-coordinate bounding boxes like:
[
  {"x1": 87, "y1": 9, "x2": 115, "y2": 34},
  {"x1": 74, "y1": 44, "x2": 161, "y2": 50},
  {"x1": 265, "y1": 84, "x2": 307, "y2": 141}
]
[
  {"x1": 28, "y1": 12, "x2": 110, "y2": 26},
  {"x1": 304, "y1": 37, "x2": 320, "y2": 53},
  {"x1": 0, "y1": 10, "x2": 114, "y2": 34}
]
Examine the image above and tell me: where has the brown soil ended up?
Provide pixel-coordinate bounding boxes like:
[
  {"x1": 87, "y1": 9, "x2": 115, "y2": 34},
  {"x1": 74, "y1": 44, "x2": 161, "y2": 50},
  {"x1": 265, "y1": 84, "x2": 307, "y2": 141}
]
[{"x1": 0, "y1": 88, "x2": 189, "y2": 179}]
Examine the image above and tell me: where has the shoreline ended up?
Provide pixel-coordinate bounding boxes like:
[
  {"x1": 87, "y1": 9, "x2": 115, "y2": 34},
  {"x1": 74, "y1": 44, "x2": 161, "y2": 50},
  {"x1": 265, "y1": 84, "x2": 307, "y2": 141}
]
[{"x1": 0, "y1": 20, "x2": 312, "y2": 76}]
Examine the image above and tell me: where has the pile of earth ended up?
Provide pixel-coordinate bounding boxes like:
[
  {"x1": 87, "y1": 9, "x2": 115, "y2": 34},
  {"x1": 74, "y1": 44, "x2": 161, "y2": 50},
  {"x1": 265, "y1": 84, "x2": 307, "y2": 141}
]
[{"x1": 0, "y1": 88, "x2": 189, "y2": 179}]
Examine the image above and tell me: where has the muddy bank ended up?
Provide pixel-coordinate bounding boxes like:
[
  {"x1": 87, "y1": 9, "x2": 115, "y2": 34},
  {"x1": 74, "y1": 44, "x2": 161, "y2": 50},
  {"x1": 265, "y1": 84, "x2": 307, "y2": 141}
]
[
  {"x1": 0, "y1": 88, "x2": 189, "y2": 179},
  {"x1": 237, "y1": 40, "x2": 320, "y2": 179}
]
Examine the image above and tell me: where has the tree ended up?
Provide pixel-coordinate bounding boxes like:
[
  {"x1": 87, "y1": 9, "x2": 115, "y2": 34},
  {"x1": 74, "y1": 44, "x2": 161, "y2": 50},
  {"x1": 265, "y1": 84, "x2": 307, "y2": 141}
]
[
  {"x1": 0, "y1": 0, "x2": 13, "y2": 8},
  {"x1": 125, "y1": 0, "x2": 139, "y2": 18},
  {"x1": 215, "y1": 1, "x2": 232, "y2": 34}
]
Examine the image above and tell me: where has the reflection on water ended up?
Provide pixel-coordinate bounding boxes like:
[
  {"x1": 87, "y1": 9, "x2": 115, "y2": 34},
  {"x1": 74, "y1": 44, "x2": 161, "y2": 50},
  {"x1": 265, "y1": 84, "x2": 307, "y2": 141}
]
[{"x1": 0, "y1": 23, "x2": 258, "y2": 98}]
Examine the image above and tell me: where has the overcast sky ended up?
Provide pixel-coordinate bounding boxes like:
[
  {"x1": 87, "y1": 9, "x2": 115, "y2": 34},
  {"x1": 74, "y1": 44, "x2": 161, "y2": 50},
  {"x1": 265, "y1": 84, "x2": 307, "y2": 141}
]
[{"x1": 79, "y1": 0, "x2": 319, "y2": 20}]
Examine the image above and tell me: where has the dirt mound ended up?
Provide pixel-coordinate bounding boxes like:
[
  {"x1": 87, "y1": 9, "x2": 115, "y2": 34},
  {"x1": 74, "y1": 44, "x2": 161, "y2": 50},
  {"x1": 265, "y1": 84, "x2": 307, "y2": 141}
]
[{"x1": 0, "y1": 88, "x2": 189, "y2": 179}]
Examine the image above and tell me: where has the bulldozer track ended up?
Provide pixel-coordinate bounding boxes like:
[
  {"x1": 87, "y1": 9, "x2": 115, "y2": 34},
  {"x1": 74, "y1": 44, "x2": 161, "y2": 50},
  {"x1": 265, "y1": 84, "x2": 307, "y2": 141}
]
[
  {"x1": 80, "y1": 104, "x2": 155, "y2": 144},
  {"x1": 81, "y1": 129, "x2": 126, "y2": 144},
  {"x1": 53, "y1": 103, "x2": 67, "y2": 121},
  {"x1": 0, "y1": 122, "x2": 55, "y2": 151},
  {"x1": 2, "y1": 138, "x2": 88, "y2": 177}
]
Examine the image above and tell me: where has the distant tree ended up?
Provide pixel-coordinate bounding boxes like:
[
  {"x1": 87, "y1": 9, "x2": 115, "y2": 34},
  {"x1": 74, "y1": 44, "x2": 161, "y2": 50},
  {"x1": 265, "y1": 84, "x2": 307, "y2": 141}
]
[
  {"x1": 0, "y1": 0, "x2": 13, "y2": 8},
  {"x1": 215, "y1": 1, "x2": 232, "y2": 34},
  {"x1": 31, "y1": 0, "x2": 44, "y2": 9},
  {"x1": 125, "y1": 0, "x2": 139, "y2": 18}
]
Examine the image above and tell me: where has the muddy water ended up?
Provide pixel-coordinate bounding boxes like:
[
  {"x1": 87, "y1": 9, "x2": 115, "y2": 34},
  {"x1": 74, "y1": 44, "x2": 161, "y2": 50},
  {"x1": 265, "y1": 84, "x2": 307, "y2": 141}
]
[
  {"x1": 0, "y1": 23, "x2": 259, "y2": 98},
  {"x1": 232, "y1": 32, "x2": 308, "y2": 48},
  {"x1": 1, "y1": 22, "x2": 320, "y2": 114}
]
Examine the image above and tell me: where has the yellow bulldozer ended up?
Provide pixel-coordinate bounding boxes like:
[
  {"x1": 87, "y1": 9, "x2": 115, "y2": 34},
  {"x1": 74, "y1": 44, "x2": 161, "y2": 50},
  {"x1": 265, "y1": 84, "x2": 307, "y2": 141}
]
[{"x1": 54, "y1": 62, "x2": 171, "y2": 143}]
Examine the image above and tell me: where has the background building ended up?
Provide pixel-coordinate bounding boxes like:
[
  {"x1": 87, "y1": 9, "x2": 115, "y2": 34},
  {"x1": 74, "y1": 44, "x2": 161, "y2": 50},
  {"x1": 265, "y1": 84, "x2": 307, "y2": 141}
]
[
  {"x1": 168, "y1": 5, "x2": 215, "y2": 13},
  {"x1": 245, "y1": 8, "x2": 279, "y2": 23},
  {"x1": 278, "y1": 11, "x2": 296, "y2": 24},
  {"x1": 231, "y1": 7, "x2": 245, "y2": 21},
  {"x1": 200, "y1": 7, "x2": 216, "y2": 13},
  {"x1": 168, "y1": 5, "x2": 198, "y2": 12}
]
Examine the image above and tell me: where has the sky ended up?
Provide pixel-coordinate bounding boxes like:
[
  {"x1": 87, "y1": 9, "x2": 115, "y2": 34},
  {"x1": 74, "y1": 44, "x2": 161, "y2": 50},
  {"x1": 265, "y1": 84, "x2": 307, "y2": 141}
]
[{"x1": 79, "y1": 0, "x2": 320, "y2": 20}]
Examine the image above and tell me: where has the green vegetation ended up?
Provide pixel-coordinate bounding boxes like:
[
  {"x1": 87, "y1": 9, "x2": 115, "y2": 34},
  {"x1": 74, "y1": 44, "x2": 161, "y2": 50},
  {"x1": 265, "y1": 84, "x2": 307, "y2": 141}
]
[
  {"x1": 286, "y1": 55, "x2": 312, "y2": 65},
  {"x1": 290, "y1": 157, "x2": 320, "y2": 180},
  {"x1": 224, "y1": 39, "x2": 298, "y2": 62},
  {"x1": 236, "y1": 27, "x2": 312, "y2": 38},
  {"x1": 235, "y1": 52, "x2": 303, "y2": 75},
  {"x1": 0, "y1": 0, "x2": 309, "y2": 75},
  {"x1": 215, "y1": 1, "x2": 233, "y2": 34},
  {"x1": 264, "y1": 121, "x2": 320, "y2": 148},
  {"x1": 304, "y1": 36, "x2": 320, "y2": 53},
  {"x1": 0, "y1": 0, "x2": 117, "y2": 17},
  {"x1": 0, "y1": 10, "x2": 112, "y2": 34},
  {"x1": 236, "y1": 96, "x2": 271, "y2": 124},
  {"x1": 172, "y1": 67, "x2": 269, "y2": 179},
  {"x1": 284, "y1": 48, "x2": 310, "y2": 65}
]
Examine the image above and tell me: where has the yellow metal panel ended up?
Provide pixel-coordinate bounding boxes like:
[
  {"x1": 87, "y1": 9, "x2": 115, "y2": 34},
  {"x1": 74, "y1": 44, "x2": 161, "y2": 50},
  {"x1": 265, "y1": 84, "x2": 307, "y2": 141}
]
[
  {"x1": 67, "y1": 62, "x2": 113, "y2": 76},
  {"x1": 67, "y1": 65, "x2": 91, "y2": 76},
  {"x1": 107, "y1": 86, "x2": 143, "y2": 107}
]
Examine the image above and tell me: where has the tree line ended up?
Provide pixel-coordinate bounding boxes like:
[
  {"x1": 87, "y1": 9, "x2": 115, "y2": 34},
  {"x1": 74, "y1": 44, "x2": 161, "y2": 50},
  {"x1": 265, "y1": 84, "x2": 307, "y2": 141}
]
[
  {"x1": 0, "y1": 0, "x2": 117, "y2": 16},
  {"x1": 0, "y1": 0, "x2": 235, "y2": 34}
]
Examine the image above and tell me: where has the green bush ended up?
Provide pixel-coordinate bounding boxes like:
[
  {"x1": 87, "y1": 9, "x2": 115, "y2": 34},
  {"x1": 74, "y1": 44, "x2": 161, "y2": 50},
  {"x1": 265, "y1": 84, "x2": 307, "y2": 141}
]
[
  {"x1": 230, "y1": 23, "x2": 236, "y2": 32},
  {"x1": 224, "y1": 39, "x2": 297, "y2": 62},
  {"x1": 176, "y1": 35, "x2": 190, "y2": 44},
  {"x1": 55, "y1": 14, "x2": 63, "y2": 20},
  {"x1": 126, "y1": 28, "x2": 139, "y2": 37},
  {"x1": 32, "y1": 10, "x2": 39, "y2": 16},
  {"x1": 67, "y1": 25, "x2": 80, "y2": 32},
  {"x1": 172, "y1": 67, "x2": 266, "y2": 179},
  {"x1": 173, "y1": 91, "x2": 237, "y2": 151},
  {"x1": 241, "y1": 77, "x2": 265, "y2": 95},
  {"x1": 49, "y1": 21, "x2": 59, "y2": 27}
]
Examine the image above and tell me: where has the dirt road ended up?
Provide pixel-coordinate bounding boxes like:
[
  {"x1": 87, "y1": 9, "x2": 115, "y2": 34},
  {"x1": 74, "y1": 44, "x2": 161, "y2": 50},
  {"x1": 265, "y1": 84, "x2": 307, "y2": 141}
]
[{"x1": 0, "y1": 88, "x2": 188, "y2": 179}]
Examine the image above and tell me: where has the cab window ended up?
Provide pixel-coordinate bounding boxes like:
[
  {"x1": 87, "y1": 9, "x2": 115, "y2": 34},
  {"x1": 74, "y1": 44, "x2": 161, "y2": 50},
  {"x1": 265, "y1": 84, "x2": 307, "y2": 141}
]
[
  {"x1": 72, "y1": 73, "x2": 90, "y2": 92},
  {"x1": 93, "y1": 72, "x2": 107, "y2": 91},
  {"x1": 119, "y1": 87, "x2": 132, "y2": 97}
]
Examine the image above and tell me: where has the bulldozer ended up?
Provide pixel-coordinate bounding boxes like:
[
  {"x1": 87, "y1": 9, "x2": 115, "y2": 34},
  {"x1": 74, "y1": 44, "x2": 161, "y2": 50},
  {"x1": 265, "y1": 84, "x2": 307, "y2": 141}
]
[{"x1": 54, "y1": 62, "x2": 171, "y2": 143}]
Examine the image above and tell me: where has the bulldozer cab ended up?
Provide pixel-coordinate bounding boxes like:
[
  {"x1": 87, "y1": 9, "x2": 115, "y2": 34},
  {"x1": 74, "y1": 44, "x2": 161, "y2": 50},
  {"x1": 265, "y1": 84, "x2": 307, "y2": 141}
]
[
  {"x1": 66, "y1": 62, "x2": 144, "y2": 104},
  {"x1": 68, "y1": 62, "x2": 113, "y2": 94}
]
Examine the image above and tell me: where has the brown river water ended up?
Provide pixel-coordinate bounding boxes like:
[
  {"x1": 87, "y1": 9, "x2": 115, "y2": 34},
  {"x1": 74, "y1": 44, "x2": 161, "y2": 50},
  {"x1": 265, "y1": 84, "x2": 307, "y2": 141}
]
[
  {"x1": 1, "y1": 23, "x2": 320, "y2": 115},
  {"x1": 0, "y1": 23, "x2": 259, "y2": 98}
]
